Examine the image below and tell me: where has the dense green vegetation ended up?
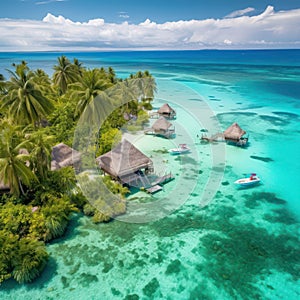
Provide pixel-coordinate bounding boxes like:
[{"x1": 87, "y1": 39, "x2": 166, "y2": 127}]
[{"x1": 0, "y1": 56, "x2": 156, "y2": 283}]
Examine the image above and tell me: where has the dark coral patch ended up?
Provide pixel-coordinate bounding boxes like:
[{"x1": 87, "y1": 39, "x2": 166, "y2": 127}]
[
  {"x1": 188, "y1": 98, "x2": 203, "y2": 102},
  {"x1": 272, "y1": 111, "x2": 299, "y2": 119},
  {"x1": 77, "y1": 273, "x2": 98, "y2": 287},
  {"x1": 165, "y1": 259, "x2": 182, "y2": 275},
  {"x1": 124, "y1": 294, "x2": 140, "y2": 300},
  {"x1": 143, "y1": 277, "x2": 160, "y2": 298},
  {"x1": 61, "y1": 276, "x2": 69, "y2": 289},
  {"x1": 191, "y1": 193, "x2": 199, "y2": 197},
  {"x1": 200, "y1": 223, "x2": 300, "y2": 298},
  {"x1": 244, "y1": 192, "x2": 286, "y2": 209},
  {"x1": 217, "y1": 112, "x2": 257, "y2": 118},
  {"x1": 266, "y1": 129, "x2": 283, "y2": 134},
  {"x1": 221, "y1": 181, "x2": 230, "y2": 186},
  {"x1": 250, "y1": 155, "x2": 274, "y2": 162},
  {"x1": 260, "y1": 115, "x2": 289, "y2": 126},
  {"x1": 264, "y1": 208, "x2": 298, "y2": 225}
]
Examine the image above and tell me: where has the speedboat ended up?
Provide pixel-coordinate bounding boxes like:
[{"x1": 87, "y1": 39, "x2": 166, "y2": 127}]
[
  {"x1": 234, "y1": 173, "x2": 260, "y2": 187},
  {"x1": 168, "y1": 144, "x2": 191, "y2": 155}
]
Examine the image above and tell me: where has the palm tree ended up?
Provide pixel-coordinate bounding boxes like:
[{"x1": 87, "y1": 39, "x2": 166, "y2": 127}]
[
  {"x1": 133, "y1": 71, "x2": 157, "y2": 101},
  {"x1": 52, "y1": 56, "x2": 79, "y2": 94},
  {"x1": 69, "y1": 68, "x2": 112, "y2": 117},
  {"x1": 108, "y1": 66, "x2": 116, "y2": 83},
  {"x1": 1, "y1": 62, "x2": 54, "y2": 126},
  {"x1": 142, "y1": 75, "x2": 157, "y2": 101},
  {"x1": 0, "y1": 124, "x2": 37, "y2": 196},
  {"x1": 114, "y1": 79, "x2": 139, "y2": 113},
  {"x1": 32, "y1": 69, "x2": 51, "y2": 87},
  {"x1": 0, "y1": 75, "x2": 7, "y2": 112},
  {"x1": 73, "y1": 58, "x2": 84, "y2": 78},
  {"x1": 0, "y1": 73, "x2": 6, "y2": 94},
  {"x1": 26, "y1": 128, "x2": 54, "y2": 180}
]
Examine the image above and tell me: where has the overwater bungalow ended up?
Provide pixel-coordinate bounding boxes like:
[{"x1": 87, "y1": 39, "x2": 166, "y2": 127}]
[
  {"x1": 96, "y1": 139, "x2": 153, "y2": 185},
  {"x1": 96, "y1": 139, "x2": 173, "y2": 193},
  {"x1": 201, "y1": 122, "x2": 248, "y2": 146},
  {"x1": 223, "y1": 122, "x2": 248, "y2": 146},
  {"x1": 157, "y1": 103, "x2": 176, "y2": 119},
  {"x1": 51, "y1": 143, "x2": 81, "y2": 171},
  {"x1": 145, "y1": 116, "x2": 175, "y2": 138}
]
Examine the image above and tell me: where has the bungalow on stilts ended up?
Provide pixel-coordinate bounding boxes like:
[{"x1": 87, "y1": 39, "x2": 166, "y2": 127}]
[
  {"x1": 144, "y1": 116, "x2": 175, "y2": 138},
  {"x1": 223, "y1": 122, "x2": 248, "y2": 146},
  {"x1": 201, "y1": 122, "x2": 248, "y2": 146},
  {"x1": 157, "y1": 103, "x2": 176, "y2": 119},
  {"x1": 96, "y1": 139, "x2": 173, "y2": 193}
]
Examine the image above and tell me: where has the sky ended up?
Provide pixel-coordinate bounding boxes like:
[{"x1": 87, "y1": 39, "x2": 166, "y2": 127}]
[{"x1": 0, "y1": 0, "x2": 300, "y2": 51}]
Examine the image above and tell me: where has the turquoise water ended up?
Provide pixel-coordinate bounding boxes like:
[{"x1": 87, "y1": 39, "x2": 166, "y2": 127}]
[{"x1": 0, "y1": 50, "x2": 299, "y2": 299}]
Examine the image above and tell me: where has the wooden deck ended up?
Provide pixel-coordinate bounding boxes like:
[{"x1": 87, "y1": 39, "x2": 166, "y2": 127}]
[
  {"x1": 201, "y1": 133, "x2": 248, "y2": 147},
  {"x1": 152, "y1": 173, "x2": 174, "y2": 185},
  {"x1": 146, "y1": 185, "x2": 163, "y2": 194},
  {"x1": 144, "y1": 128, "x2": 175, "y2": 138},
  {"x1": 201, "y1": 133, "x2": 224, "y2": 142},
  {"x1": 120, "y1": 172, "x2": 174, "y2": 194}
]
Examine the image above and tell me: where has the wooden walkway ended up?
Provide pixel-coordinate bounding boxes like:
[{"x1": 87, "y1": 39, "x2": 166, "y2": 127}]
[
  {"x1": 144, "y1": 128, "x2": 175, "y2": 139},
  {"x1": 201, "y1": 133, "x2": 248, "y2": 146},
  {"x1": 120, "y1": 172, "x2": 174, "y2": 194},
  {"x1": 146, "y1": 185, "x2": 162, "y2": 194},
  {"x1": 201, "y1": 133, "x2": 224, "y2": 142},
  {"x1": 146, "y1": 173, "x2": 174, "y2": 194},
  {"x1": 152, "y1": 173, "x2": 174, "y2": 185}
]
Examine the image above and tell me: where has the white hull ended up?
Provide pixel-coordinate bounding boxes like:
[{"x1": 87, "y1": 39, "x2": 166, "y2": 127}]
[
  {"x1": 234, "y1": 177, "x2": 260, "y2": 186},
  {"x1": 168, "y1": 145, "x2": 190, "y2": 155}
]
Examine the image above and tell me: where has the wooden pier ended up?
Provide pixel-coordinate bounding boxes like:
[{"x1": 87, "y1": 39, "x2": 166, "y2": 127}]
[
  {"x1": 120, "y1": 172, "x2": 174, "y2": 194},
  {"x1": 201, "y1": 133, "x2": 224, "y2": 142},
  {"x1": 146, "y1": 185, "x2": 163, "y2": 194}
]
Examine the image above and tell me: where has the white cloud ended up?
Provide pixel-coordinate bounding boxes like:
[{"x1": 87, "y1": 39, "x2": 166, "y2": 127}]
[
  {"x1": 119, "y1": 12, "x2": 129, "y2": 19},
  {"x1": 225, "y1": 7, "x2": 255, "y2": 18},
  {"x1": 224, "y1": 39, "x2": 232, "y2": 45},
  {"x1": 0, "y1": 5, "x2": 299, "y2": 51},
  {"x1": 36, "y1": 0, "x2": 67, "y2": 5}
]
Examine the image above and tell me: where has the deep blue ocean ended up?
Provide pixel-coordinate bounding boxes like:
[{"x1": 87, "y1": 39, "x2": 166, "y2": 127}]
[{"x1": 0, "y1": 50, "x2": 299, "y2": 299}]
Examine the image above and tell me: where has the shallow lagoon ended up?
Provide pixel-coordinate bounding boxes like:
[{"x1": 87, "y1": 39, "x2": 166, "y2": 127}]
[{"x1": 0, "y1": 50, "x2": 299, "y2": 299}]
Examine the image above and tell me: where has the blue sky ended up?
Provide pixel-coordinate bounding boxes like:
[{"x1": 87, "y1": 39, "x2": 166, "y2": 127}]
[
  {"x1": 1, "y1": 0, "x2": 300, "y2": 23},
  {"x1": 0, "y1": 0, "x2": 299, "y2": 51}
]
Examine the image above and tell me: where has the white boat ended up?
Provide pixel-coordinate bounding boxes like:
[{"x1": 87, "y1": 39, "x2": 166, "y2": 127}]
[
  {"x1": 168, "y1": 144, "x2": 191, "y2": 155},
  {"x1": 234, "y1": 173, "x2": 260, "y2": 187}
]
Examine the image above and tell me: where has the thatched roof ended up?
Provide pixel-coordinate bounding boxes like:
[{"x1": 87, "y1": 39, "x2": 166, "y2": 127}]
[
  {"x1": 51, "y1": 143, "x2": 81, "y2": 170},
  {"x1": 157, "y1": 103, "x2": 176, "y2": 115},
  {"x1": 152, "y1": 116, "x2": 172, "y2": 131},
  {"x1": 223, "y1": 123, "x2": 246, "y2": 140},
  {"x1": 96, "y1": 139, "x2": 153, "y2": 177}
]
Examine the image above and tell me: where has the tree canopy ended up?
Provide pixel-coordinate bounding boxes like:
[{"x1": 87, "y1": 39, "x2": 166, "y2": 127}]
[{"x1": 0, "y1": 56, "x2": 157, "y2": 284}]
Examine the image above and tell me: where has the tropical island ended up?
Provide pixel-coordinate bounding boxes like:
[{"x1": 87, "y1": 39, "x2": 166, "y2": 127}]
[{"x1": 0, "y1": 57, "x2": 157, "y2": 284}]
